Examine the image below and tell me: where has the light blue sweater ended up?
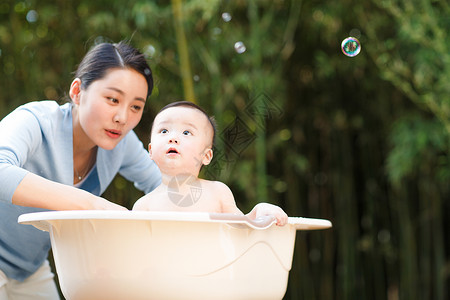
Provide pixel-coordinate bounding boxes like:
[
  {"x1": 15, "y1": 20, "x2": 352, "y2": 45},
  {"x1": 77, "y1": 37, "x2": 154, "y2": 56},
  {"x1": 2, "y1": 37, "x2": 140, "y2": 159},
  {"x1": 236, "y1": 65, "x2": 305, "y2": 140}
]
[{"x1": 0, "y1": 101, "x2": 161, "y2": 281}]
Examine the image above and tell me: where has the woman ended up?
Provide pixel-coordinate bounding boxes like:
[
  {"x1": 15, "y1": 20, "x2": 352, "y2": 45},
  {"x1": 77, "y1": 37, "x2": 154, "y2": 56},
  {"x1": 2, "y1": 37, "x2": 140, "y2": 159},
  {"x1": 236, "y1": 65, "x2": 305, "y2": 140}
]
[{"x1": 0, "y1": 42, "x2": 161, "y2": 299}]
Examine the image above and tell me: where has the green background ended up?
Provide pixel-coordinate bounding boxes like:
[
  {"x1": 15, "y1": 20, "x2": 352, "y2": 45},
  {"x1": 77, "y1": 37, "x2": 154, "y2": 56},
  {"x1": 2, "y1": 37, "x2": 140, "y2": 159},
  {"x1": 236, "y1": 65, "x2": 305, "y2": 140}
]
[{"x1": 0, "y1": 0, "x2": 448, "y2": 299}]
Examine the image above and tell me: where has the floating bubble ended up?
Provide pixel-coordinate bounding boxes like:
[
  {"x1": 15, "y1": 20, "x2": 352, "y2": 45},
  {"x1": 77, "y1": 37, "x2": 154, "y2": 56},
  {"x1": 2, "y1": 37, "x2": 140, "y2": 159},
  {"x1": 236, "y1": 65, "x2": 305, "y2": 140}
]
[
  {"x1": 143, "y1": 45, "x2": 156, "y2": 58},
  {"x1": 94, "y1": 36, "x2": 110, "y2": 45},
  {"x1": 234, "y1": 41, "x2": 246, "y2": 54},
  {"x1": 222, "y1": 12, "x2": 232, "y2": 22},
  {"x1": 193, "y1": 75, "x2": 200, "y2": 82},
  {"x1": 349, "y1": 28, "x2": 361, "y2": 39},
  {"x1": 212, "y1": 27, "x2": 222, "y2": 36},
  {"x1": 341, "y1": 37, "x2": 361, "y2": 57},
  {"x1": 26, "y1": 10, "x2": 38, "y2": 23}
]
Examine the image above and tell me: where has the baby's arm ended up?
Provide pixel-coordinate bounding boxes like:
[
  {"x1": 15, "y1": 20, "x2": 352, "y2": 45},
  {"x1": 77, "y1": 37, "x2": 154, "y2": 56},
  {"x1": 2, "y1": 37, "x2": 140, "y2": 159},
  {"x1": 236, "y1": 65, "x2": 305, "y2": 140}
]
[
  {"x1": 215, "y1": 182, "x2": 243, "y2": 215},
  {"x1": 215, "y1": 181, "x2": 288, "y2": 225}
]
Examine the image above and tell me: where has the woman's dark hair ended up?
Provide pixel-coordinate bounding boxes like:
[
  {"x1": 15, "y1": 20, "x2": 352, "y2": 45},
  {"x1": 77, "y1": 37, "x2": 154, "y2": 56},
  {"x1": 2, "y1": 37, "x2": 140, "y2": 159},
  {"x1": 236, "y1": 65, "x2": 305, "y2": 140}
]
[
  {"x1": 153, "y1": 101, "x2": 217, "y2": 147},
  {"x1": 74, "y1": 41, "x2": 153, "y2": 98}
]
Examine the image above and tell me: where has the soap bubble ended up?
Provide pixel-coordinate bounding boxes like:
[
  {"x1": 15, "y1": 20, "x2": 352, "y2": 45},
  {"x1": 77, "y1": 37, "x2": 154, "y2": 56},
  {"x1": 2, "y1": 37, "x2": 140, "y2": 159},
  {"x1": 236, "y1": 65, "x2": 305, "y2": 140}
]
[
  {"x1": 222, "y1": 12, "x2": 232, "y2": 22},
  {"x1": 94, "y1": 36, "x2": 110, "y2": 45},
  {"x1": 26, "y1": 10, "x2": 38, "y2": 23},
  {"x1": 212, "y1": 27, "x2": 222, "y2": 36},
  {"x1": 341, "y1": 37, "x2": 361, "y2": 57},
  {"x1": 349, "y1": 28, "x2": 361, "y2": 39},
  {"x1": 143, "y1": 45, "x2": 156, "y2": 58},
  {"x1": 234, "y1": 41, "x2": 246, "y2": 54}
]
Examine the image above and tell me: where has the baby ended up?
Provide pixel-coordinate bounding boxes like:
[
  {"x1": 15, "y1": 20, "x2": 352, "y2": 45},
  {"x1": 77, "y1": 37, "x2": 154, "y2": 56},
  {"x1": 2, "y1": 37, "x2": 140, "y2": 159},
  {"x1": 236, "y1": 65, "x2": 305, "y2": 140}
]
[{"x1": 133, "y1": 101, "x2": 288, "y2": 225}]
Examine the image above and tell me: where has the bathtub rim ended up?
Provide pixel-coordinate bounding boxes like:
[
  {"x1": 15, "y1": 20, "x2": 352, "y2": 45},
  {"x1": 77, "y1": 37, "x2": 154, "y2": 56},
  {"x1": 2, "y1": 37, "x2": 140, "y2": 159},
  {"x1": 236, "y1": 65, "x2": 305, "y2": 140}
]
[{"x1": 18, "y1": 210, "x2": 332, "y2": 232}]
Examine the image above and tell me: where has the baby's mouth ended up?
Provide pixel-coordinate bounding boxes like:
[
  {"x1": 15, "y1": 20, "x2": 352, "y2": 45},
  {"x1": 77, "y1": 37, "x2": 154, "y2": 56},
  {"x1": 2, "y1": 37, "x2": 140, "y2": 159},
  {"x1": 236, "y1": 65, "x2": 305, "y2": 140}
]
[{"x1": 167, "y1": 148, "x2": 179, "y2": 155}]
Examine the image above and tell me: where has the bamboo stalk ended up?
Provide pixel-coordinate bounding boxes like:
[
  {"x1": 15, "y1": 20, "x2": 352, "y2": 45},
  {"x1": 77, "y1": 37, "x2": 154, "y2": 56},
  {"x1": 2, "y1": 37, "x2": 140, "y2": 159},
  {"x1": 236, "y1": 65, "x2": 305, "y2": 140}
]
[
  {"x1": 248, "y1": 1, "x2": 268, "y2": 203},
  {"x1": 171, "y1": 0, "x2": 196, "y2": 103}
]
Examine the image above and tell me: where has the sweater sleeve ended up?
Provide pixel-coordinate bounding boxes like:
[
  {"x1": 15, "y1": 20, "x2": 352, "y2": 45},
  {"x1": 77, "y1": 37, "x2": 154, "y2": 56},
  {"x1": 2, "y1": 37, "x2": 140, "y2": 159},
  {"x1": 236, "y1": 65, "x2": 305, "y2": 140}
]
[{"x1": 0, "y1": 109, "x2": 42, "y2": 203}]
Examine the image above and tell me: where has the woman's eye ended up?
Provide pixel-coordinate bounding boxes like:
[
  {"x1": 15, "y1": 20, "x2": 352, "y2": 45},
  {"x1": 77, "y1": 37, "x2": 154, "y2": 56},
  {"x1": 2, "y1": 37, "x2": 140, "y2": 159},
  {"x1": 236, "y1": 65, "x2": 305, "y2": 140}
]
[
  {"x1": 183, "y1": 130, "x2": 192, "y2": 136},
  {"x1": 132, "y1": 105, "x2": 143, "y2": 111},
  {"x1": 108, "y1": 97, "x2": 119, "y2": 103}
]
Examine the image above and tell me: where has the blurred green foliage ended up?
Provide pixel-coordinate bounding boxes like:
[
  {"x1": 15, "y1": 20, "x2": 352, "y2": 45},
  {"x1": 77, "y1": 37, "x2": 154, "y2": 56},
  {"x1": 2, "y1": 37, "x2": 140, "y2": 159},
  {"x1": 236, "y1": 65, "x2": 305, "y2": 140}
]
[{"x1": 0, "y1": 0, "x2": 448, "y2": 299}]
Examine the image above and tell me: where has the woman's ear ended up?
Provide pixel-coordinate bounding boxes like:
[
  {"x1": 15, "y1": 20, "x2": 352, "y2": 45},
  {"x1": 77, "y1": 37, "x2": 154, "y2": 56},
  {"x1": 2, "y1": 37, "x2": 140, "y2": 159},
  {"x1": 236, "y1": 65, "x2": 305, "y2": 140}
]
[
  {"x1": 202, "y1": 148, "x2": 213, "y2": 166},
  {"x1": 69, "y1": 78, "x2": 82, "y2": 104}
]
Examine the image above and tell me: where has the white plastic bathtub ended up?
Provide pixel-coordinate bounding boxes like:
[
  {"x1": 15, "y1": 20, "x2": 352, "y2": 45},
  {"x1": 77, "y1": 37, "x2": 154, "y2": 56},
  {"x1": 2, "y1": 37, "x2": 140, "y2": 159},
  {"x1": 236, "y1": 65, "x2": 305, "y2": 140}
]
[{"x1": 19, "y1": 211, "x2": 331, "y2": 300}]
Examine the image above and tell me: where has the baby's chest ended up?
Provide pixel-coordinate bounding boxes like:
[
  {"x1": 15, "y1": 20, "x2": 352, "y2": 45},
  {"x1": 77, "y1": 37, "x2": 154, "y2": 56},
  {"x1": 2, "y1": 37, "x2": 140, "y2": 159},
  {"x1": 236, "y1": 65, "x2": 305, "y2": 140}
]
[{"x1": 158, "y1": 189, "x2": 221, "y2": 212}]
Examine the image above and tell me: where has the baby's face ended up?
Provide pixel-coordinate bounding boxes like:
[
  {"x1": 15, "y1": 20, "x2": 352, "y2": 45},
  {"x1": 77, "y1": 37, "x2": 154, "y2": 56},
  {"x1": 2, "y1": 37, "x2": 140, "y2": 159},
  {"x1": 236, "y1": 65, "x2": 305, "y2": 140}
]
[{"x1": 149, "y1": 106, "x2": 213, "y2": 176}]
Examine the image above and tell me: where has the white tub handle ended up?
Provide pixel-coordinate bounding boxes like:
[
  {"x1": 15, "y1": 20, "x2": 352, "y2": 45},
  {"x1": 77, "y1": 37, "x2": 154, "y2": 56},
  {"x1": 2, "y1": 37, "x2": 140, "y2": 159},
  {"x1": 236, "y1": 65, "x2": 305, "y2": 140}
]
[{"x1": 208, "y1": 213, "x2": 276, "y2": 230}]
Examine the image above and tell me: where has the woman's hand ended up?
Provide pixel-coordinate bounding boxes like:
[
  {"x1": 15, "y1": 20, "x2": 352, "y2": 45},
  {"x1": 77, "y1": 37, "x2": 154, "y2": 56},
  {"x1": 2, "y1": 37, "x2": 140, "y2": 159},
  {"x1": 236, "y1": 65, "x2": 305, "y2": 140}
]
[
  {"x1": 247, "y1": 203, "x2": 288, "y2": 226},
  {"x1": 89, "y1": 196, "x2": 128, "y2": 211}
]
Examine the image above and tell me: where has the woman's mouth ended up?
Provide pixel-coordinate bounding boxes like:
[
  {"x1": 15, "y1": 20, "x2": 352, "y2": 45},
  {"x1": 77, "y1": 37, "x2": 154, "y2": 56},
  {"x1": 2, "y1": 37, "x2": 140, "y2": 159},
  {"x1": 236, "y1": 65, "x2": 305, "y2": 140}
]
[{"x1": 105, "y1": 129, "x2": 122, "y2": 139}]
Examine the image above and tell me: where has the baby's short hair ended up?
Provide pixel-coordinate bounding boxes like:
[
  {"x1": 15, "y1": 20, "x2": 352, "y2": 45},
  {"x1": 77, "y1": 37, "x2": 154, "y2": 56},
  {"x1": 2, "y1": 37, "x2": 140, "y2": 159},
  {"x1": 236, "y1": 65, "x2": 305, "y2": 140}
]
[{"x1": 152, "y1": 101, "x2": 217, "y2": 147}]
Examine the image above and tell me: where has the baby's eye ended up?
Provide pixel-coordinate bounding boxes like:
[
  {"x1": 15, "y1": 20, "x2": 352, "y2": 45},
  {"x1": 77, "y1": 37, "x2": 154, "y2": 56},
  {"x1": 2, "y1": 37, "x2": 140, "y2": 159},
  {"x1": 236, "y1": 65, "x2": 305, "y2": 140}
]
[
  {"x1": 183, "y1": 130, "x2": 192, "y2": 136},
  {"x1": 160, "y1": 129, "x2": 168, "y2": 134}
]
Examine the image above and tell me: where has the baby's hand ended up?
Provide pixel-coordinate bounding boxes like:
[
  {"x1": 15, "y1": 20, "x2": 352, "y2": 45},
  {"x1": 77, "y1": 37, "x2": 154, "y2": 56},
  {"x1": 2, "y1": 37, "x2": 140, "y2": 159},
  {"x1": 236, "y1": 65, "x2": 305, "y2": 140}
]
[{"x1": 249, "y1": 203, "x2": 288, "y2": 226}]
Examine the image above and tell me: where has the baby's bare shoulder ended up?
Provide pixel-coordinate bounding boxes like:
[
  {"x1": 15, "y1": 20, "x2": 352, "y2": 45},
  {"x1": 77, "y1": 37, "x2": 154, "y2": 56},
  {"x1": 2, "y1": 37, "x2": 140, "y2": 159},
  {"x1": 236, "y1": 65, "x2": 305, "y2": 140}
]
[
  {"x1": 132, "y1": 193, "x2": 152, "y2": 210},
  {"x1": 132, "y1": 187, "x2": 167, "y2": 210},
  {"x1": 201, "y1": 179, "x2": 231, "y2": 193}
]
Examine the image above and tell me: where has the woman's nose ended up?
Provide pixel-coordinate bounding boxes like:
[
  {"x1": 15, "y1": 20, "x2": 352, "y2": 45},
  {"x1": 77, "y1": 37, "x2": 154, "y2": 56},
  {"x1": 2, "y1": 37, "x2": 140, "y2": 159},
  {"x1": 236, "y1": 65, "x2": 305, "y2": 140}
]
[{"x1": 113, "y1": 108, "x2": 127, "y2": 124}]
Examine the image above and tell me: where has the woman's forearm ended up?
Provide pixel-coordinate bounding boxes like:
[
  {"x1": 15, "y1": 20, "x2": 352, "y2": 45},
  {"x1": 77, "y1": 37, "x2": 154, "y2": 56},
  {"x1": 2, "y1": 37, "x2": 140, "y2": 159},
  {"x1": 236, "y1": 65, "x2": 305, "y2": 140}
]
[{"x1": 12, "y1": 172, "x2": 126, "y2": 210}]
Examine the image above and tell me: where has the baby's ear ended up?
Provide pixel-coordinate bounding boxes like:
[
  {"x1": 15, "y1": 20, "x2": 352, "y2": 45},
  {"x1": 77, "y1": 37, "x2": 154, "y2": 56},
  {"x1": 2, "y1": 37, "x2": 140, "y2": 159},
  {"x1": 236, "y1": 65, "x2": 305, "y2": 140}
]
[
  {"x1": 202, "y1": 148, "x2": 213, "y2": 166},
  {"x1": 148, "y1": 143, "x2": 153, "y2": 159}
]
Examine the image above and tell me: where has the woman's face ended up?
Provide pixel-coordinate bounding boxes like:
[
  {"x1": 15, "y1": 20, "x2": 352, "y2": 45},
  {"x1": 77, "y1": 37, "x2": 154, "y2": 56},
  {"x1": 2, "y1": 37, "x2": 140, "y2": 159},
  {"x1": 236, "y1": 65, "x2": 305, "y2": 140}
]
[{"x1": 73, "y1": 68, "x2": 148, "y2": 150}]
